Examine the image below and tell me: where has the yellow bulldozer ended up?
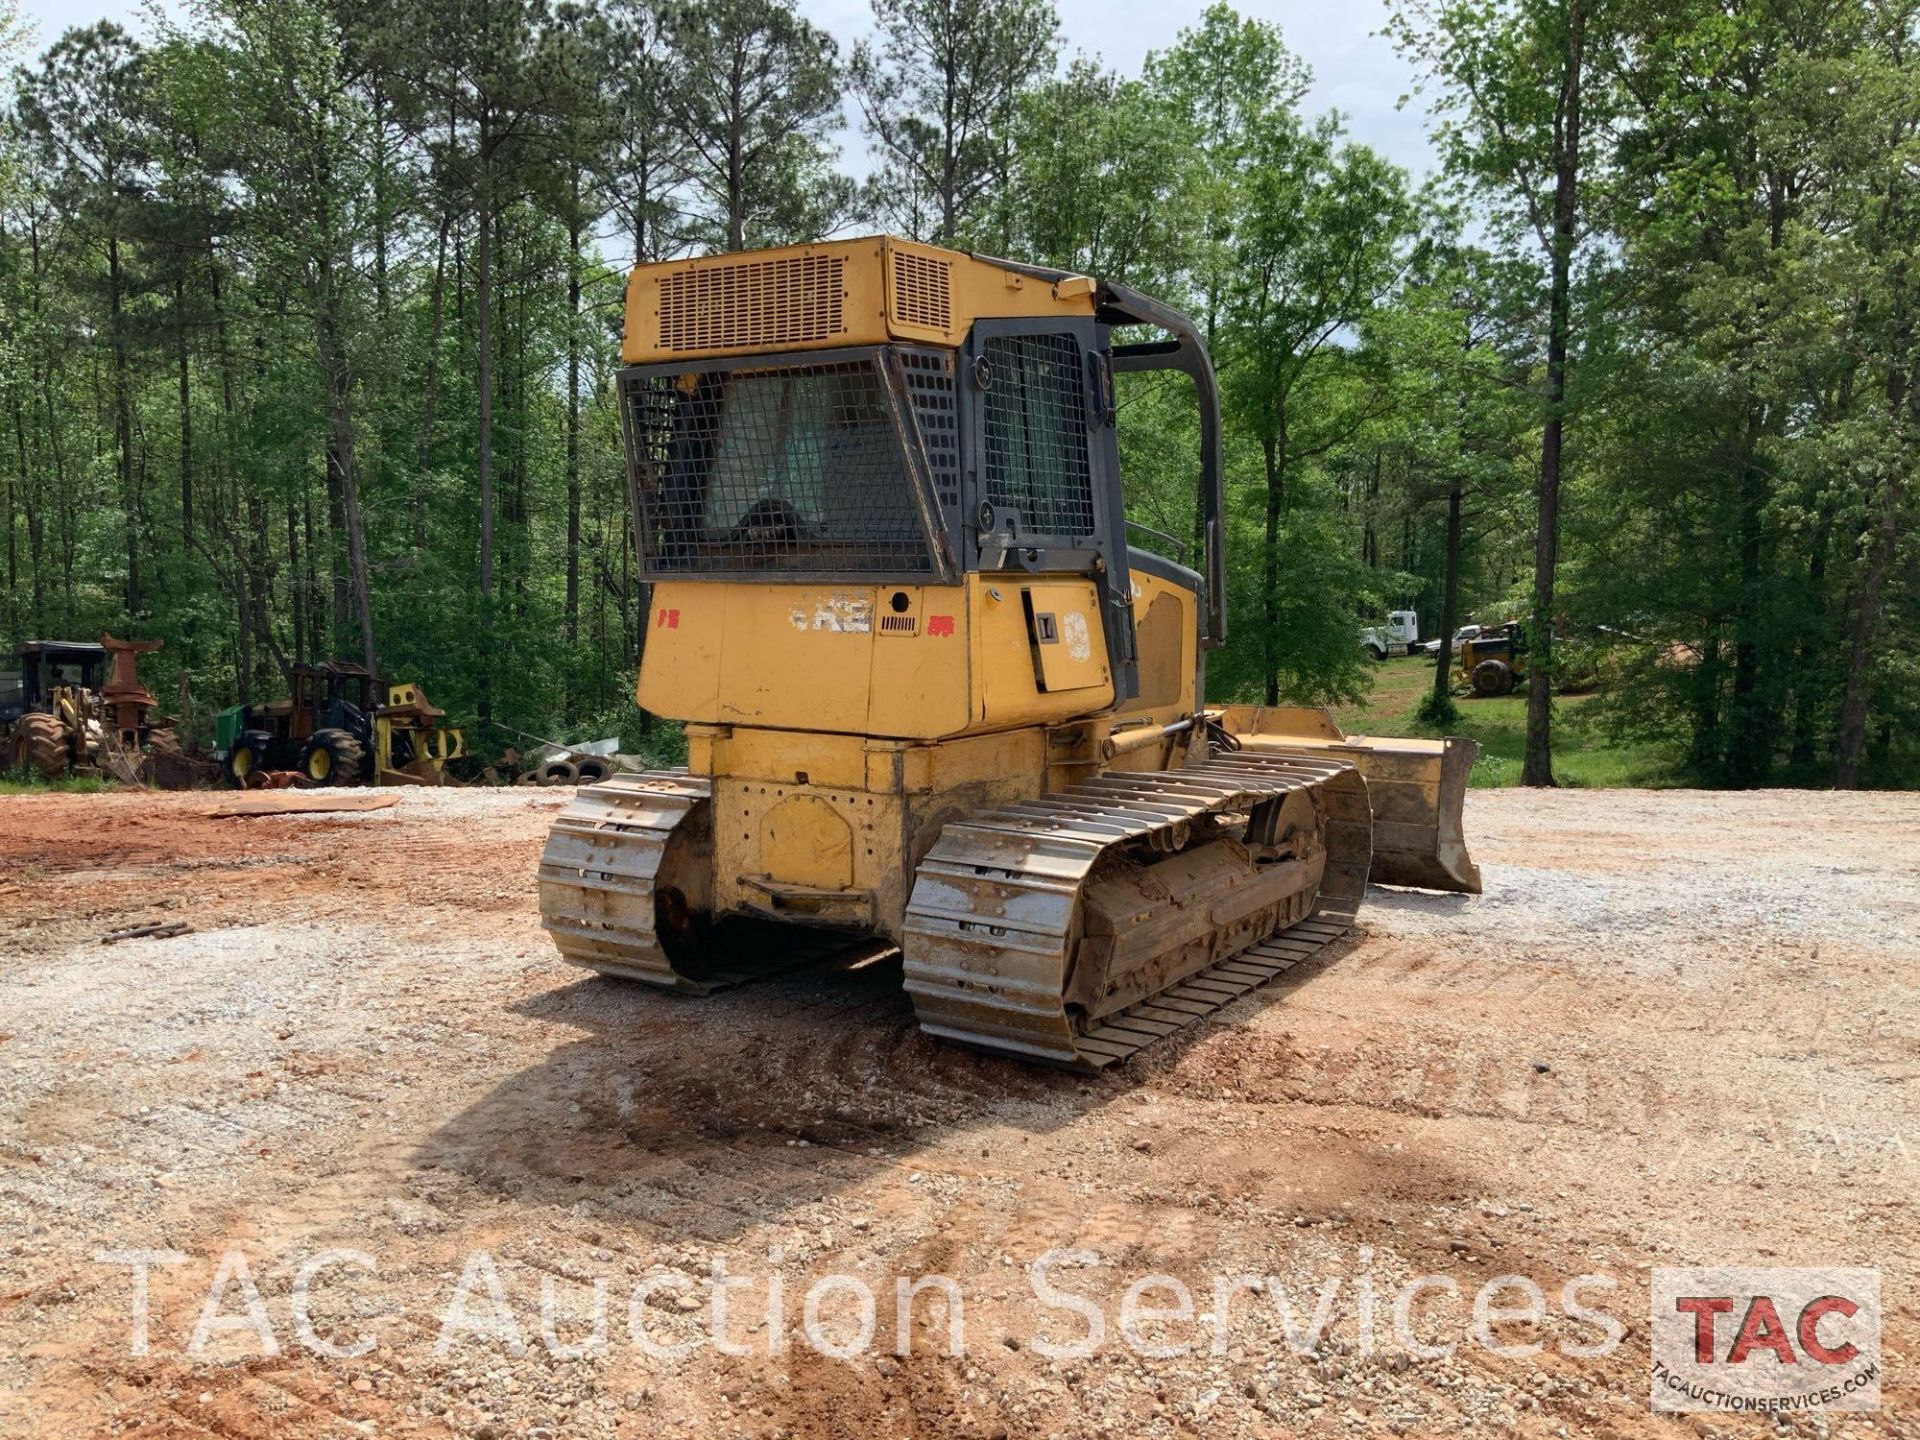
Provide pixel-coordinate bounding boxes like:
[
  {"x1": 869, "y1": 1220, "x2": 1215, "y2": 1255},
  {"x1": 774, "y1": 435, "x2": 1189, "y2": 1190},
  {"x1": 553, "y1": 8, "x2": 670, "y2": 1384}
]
[{"x1": 539, "y1": 237, "x2": 1480, "y2": 1069}]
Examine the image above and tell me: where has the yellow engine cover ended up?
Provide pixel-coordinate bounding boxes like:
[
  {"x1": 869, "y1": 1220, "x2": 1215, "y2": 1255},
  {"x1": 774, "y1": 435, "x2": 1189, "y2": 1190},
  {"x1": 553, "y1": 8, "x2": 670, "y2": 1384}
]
[
  {"x1": 622, "y1": 236, "x2": 1097, "y2": 364},
  {"x1": 639, "y1": 575, "x2": 1112, "y2": 741}
]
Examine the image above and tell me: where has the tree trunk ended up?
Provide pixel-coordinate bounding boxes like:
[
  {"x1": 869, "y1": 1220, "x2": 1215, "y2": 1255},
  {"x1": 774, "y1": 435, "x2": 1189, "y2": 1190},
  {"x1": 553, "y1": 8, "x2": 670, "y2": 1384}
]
[
  {"x1": 476, "y1": 118, "x2": 497, "y2": 725},
  {"x1": 327, "y1": 356, "x2": 379, "y2": 680},
  {"x1": 176, "y1": 276, "x2": 194, "y2": 545},
  {"x1": 6, "y1": 389, "x2": 22, "y2": 636},
  {"x1": 414, "y1": 209, "x2": 451, "y2": 549},
  {"x1": 325, "y1": 429, "x2": 348, "y2": 652},
  {"x1": 303, "y1": 492, "x2": 320, "y2": 667},
  {"x1": 1433, "y1": 471, "x2": 1464, "y2": 705},
  {"x1": 108, "y1": 234, "x2": 139, "y2": 618},
  {"x1": 235, "y1": 562, "x2": 253, "y2": 705},
  {"x1": 478, "y1": 200, "x2": 495, "y2": 600},
  {"x1": 566, "y1": 186, "x2": 583, "y2": 649},
  {"x1": 288, "y1": 499, "x2": 304, "y2": 665},
  {"x1": 246, "y1": 487, "x2": 273, "y2": 694},
  {"x1": 1686, "y1": 625, "x2": 1723, "y2": 773},
  {"x1": 1787, "y1": 505, "x2": 1831, "y2": 767},
  {"x1": 1522, "y1": 0, "x2": 1586, "y2": 789},
  {"x1": 372, "y1": 85, "x2": 392, "y2": 321},
  {"x1": 315, "y1": 222, "x2": 379, "y2": 681},
  {"x1": 1833, "y1": 392, "x2": 1910, "y2": 787},
  {"x1": 1726, "y1": 412, "x2": 1770, "y2": 786},
  {"x1": 726, "y1": 60, "x2": 747, "y2": 252},
  {"x1": 1261, "y1": 428, "x2": 1285, "y2": 707},
  {"x1": 939, "y1": 46, "x2": 958, "y2": 244}
]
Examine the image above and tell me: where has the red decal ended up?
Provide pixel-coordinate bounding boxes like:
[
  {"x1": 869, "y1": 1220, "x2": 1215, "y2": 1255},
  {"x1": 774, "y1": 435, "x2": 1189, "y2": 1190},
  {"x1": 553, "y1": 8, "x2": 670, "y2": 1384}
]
[
  {"x1": 656, "y1": 607, "x2": 680, "y2": 629},
  {"x1": 927, "y1": 614, "x2": 955, "y2": 637}
]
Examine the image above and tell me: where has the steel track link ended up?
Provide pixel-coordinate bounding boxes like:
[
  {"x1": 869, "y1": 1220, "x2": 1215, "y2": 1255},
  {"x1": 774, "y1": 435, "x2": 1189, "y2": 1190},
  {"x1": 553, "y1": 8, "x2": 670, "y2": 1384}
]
[
  {"x1": 901, "y1": 752, "x2": 1373, "y2": 1069},
  {"x1": 539, "y1": 769, "x2": 858, "y2": 993},
  {"x1": 539, "y1": 769, "x2": 719, "y2": 989}
]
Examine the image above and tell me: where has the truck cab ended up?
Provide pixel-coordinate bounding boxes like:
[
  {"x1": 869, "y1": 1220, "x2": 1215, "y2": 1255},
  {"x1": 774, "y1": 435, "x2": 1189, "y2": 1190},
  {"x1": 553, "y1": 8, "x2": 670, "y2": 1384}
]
[{"x1": 1360, "y1": 610, "x2": 1420, "y2": 660}]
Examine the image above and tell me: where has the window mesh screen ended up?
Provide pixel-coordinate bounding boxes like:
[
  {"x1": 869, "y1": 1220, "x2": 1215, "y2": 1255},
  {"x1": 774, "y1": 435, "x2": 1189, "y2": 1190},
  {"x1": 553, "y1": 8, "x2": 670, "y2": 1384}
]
[
  {"x1": 899, "y1": 349, "x2": 960, "y2": 511},
  {"x1": 981, "y1": 334, "x2": 1095, "y2": 537},
  {"x1": 624, "y1": 359, "x2": 933, "y2": 577}
]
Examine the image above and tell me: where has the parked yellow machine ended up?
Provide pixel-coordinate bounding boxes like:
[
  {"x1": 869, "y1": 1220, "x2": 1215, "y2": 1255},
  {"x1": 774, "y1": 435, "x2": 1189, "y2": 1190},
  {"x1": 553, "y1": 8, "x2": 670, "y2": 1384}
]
[{"x1": 539, "y1": 237, "x2": 1479, "y2": 1068}]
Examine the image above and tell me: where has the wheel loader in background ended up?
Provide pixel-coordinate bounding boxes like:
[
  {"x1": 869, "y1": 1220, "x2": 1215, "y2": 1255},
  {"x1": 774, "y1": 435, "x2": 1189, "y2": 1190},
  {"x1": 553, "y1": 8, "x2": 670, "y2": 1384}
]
[
  {"x1": 539, "y1": 237, "x2": 1480, "y2": 1069},
  {"x1": 2, "y1": 635, "x2": 182, "y2": 783},
  {"x1": 1461, "y1": 622, "x2": 1529, "y2": 698}
]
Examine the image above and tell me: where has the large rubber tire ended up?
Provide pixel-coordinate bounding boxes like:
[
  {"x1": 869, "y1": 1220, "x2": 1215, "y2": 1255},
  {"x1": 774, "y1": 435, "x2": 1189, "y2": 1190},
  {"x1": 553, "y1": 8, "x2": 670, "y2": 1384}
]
[
  {"x1": 540, "y1": 759, "x2": 581, "y2": 786},
  {"x1": 301, "y1": 727, "x2": 368, "y2": 787},
  {"x1": 574, "y1": 756, "x2": 613, "y2": 785},
  {"x1": 145, "y1": 726, "x2": 182, "y2": 757},
  {"x1": 12, "y1": 714, "x2": 69, "y2": 781},
  {"x1": 224, "y1": 740, "x2": 263, "y2": 788},
  {"x1": 1471, "y1": 659, "x2": 1515, "y2": 697}
]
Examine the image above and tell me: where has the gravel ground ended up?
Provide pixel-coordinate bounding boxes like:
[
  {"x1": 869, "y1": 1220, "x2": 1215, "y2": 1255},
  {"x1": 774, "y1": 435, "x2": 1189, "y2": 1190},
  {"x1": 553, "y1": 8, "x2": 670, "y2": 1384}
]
[{"x1": 0, "y1": 785, "x2": 1913, "y2": 1439}]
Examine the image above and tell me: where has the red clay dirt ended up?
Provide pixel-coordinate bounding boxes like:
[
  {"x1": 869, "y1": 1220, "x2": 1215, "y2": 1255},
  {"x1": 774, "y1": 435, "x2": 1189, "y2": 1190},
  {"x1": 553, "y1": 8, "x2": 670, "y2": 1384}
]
[{"x1": 0, "y1": 786, "x2": 1913, "y2": 1439}]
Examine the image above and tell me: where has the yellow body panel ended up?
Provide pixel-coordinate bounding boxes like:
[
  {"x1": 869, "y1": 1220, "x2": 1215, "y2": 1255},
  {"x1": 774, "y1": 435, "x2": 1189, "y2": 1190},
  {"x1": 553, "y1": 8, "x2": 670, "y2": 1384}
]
[
  {"x1": 689, "y1": 724, "x2": 1050, "y2": 941},
  {"x1": 971, "y1": 575, "x2": 1113, "y2": 728},
  {"x1": 1102, "y1": 569, "x2": 1201, "y2": 772},
  {"x1": 642, "y1": 567, "x2": 1180, "y2": 935},
  {"x1": 640, "y1": 575, "x2": 1112, "y2": 740},
  {"x1": 622, "y1": 236, "x2": 1097, "y2": 364}
]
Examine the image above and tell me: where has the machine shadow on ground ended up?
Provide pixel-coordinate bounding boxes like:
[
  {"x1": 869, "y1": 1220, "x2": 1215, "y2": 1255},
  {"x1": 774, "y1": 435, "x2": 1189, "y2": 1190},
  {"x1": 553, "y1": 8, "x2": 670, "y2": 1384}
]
[{"x1": 409, "y1": 934, "x2": 1365, "y2": 1248}]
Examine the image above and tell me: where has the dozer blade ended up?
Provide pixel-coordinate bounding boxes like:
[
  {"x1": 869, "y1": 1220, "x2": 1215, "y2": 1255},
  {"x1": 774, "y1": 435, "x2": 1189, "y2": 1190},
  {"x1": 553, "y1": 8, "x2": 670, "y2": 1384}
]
[
  {"x1": 1213, "y1": 706, "x2": 1482, "y2": 898},
  {"x1": 1218, "y1": 705, "x2": 1482, "y2": 895}
]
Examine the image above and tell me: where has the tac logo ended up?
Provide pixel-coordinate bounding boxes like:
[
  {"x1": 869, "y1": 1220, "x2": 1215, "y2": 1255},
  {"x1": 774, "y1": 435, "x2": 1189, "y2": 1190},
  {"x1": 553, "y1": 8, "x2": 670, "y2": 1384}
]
[
  {"x1": 1651, "y1": 1267, "x2": 1880, "y2": 1413},
  {"x1": 655, "y1": 607, "x2": 681, "y2": 629}
]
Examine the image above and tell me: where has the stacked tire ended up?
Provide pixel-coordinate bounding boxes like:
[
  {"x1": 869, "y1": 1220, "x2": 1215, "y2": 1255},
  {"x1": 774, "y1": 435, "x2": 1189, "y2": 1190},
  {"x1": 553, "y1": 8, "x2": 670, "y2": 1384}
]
[{"x1": 519, "y1": 755, "x2": 612, "y2": 786}]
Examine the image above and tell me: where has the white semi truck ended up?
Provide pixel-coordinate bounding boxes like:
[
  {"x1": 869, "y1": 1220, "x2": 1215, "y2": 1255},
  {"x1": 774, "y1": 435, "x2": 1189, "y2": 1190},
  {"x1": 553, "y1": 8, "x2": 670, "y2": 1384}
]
[{"x1": 1359, "y1": 610, "x2": 1421, "y2": 660}]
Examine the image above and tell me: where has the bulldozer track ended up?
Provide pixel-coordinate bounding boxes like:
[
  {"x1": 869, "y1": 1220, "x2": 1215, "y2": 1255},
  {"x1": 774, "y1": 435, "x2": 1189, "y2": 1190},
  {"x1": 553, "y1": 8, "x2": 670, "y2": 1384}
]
[
  {"x1": 540, "y1": 770, "x2": 717, "y2": 990},
  {"x1": 543, "y1": 757, "x2": 1372, "y2": 1069},
  {"x1": 539, "y1": 770, "x2": 842, "y2": 993},
  {"x1": 902, "y1": 752, "x2": 1372, "y2": 1070}
]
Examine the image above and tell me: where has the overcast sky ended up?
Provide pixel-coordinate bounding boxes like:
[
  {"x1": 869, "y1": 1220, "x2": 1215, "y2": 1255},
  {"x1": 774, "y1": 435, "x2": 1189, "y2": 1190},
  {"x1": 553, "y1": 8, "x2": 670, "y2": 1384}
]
[{"x1": 15, "y1": 0, "x2": 1437, "y2": 181}]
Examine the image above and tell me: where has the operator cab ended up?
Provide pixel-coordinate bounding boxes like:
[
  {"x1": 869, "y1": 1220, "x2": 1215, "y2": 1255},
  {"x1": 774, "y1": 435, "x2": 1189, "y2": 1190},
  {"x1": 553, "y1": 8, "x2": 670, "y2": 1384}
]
[
  {"x1": 0, "y1": 641, "x2": 108, "y2": 727},
  {"x1": 619, "y1": 238, "x2": 1228, "y2": 737}
]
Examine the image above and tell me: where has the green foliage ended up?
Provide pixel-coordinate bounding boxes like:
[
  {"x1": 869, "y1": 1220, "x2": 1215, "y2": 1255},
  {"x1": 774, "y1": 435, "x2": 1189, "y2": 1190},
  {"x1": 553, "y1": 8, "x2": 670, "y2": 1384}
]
[
  {"x1": 851, "y1": 0, "x2": 1058, "y2": 245},
  {"x1": 0, "y1": 0, "x2": 1913, "y2": 792},
  {"x1": 1336, "y1": 657, "x2": 1682, "y2": 789},
  {"x1": 0, "y1": 778, "x2": 114, "y2": 794},
  {"x1": 998, "y1": 59, "x2": 1200, "y2": 286},
  {"x1": 1415, "y1": 689, "x2": 1461, "y2": 729},
  {"x1": 668, "y1": 0, "x2": 850, "y2": 249}
]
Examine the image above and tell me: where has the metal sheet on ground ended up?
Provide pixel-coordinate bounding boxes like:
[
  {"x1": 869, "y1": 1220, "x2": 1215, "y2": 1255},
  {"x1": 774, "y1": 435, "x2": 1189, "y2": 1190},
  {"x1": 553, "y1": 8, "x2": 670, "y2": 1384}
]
[{"x1": 204, "y1": 793, "x2": 398, "y2": 817}]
